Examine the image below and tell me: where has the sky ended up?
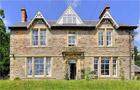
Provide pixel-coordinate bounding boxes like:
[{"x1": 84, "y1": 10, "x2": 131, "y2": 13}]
[{"x1": 0, "y1": 0, "x2": 140, "y2": 51}]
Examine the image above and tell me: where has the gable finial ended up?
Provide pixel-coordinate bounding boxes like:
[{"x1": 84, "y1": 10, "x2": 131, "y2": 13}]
[{"x1": 67, "y1": 0, "x2": 75, "y2": 8}]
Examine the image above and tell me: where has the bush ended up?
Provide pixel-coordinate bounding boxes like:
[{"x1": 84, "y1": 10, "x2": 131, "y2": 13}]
[
  {"x1": 81, "y1": 67, "x2": 94, "y2": 80},
  {"x1": 134, "y1": 75, "x2": 140, "y2": 80},
  {"x1": 14, "y1": 77, "x2": 21, "y2": 80}
]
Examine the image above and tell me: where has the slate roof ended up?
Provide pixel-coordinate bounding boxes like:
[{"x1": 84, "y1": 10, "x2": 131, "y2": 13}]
[
  {"x1": 134, "y1": 65, "x2": 140, "y2": 73},
  {"x1": 9, "y1": 20, "x2": 134, "y2": 28}
]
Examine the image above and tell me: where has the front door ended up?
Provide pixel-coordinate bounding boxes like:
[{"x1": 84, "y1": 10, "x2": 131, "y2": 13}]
[
  {"x1": 68, "y1": 59, "x2": 76, "y2": 80},
  {"x1": 70, "y1": 63, "x2": 76, "y2": 79}
]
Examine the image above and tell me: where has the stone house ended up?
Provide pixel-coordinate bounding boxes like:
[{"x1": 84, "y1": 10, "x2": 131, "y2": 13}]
[{"x1": 9, "y1": 5, "x2": 137, "y2": 80}]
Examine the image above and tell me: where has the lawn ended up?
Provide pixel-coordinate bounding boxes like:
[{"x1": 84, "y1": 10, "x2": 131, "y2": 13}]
[{"x1": 0, "y1": 80, "x2": 140, "y2": 90}]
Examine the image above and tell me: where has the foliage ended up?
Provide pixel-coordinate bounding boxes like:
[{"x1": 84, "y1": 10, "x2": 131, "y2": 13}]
[
  {"x1": 0, "y1": 9, "x2": 10, "y2": 79},
  {"x1": 0, "y1": 80, "x2": 140, "y2": 90},
  {"x1": 14, "y1": 77, "x2": 21, "y2": 80},
  {"x1": 81, "y1": 67, "x2": 94, "y2": 80},
  {"x1": 64, "y1": 71, "x2": 69, "y2": 80},
  {"x1": 67, "y1": 47, "x2": 78, "y2": 52},
  {"x1": 133, "y1": 75, "x2": 140, "y2": 80},
  {"x1": 137, "y1": 75, "x2": 140, "y2": 80},
  {"x1": 134, "y1": 46, "x2": 140, "y2": 66}
]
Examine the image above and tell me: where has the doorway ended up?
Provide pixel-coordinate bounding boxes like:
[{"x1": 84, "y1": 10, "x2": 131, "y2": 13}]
[
  {"x1": 68, "y1": 59, "x2": 76, "y2": 80},
  {"x1": 69, "y1": 63, "x2": 76, "y2": 79}
]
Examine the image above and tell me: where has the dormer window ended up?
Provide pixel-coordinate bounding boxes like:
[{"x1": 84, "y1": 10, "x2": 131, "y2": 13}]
[
  {"x1": 57, "y1": 6, "x2": 83, "y2": 25},
  {"x1": 63, "y1": 14, "x2": 76, "y2": 24}
]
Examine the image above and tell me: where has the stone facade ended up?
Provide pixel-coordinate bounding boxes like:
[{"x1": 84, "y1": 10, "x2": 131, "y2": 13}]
[{"x1": 9, "y1": 6, "x2": 136, "y2": 80}]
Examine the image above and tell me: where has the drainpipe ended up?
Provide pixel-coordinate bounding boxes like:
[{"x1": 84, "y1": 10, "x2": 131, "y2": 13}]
[{"x1": 129, "y1": 30, "x2": 133, "y2": 80}]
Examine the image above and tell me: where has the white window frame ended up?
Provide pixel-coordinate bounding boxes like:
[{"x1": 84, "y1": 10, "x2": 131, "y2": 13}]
[
  {"x1": 40, "y1": 29, "x2": 47, "y2": 46},
  {"x1": 101, "y1": 57, "x2": 110, "y2": 77},
  {"x1": 31, "y1": 28, "x2": 47, "y2": 47},
  {"x1": 112, "y1": 57, "x2": 117, "y2": 77},
  {"x1": 26, "y1": 57, "x2": 33, "y2": 77},
  {"x1": 32, "y1": 29, "x2": 38, "y2": 46},
  {"x1": 68, "y1": 31, "x2": 77, "y2": 46},
  {"x1": 26, "y1": 57, "x2": 52, "y2": 78},
  {"x1": 106, "y1": 31, "x2": 112, "y2": 47},
  {"x1": 93, "y1": 57, "x2": 99, "y2": 76},
  {"x1": 98, "y1": 31, "x2": 104, "y2": 47},
  {"x1": 34, "y1": 57, "x2": 44, "y2": 77},
  {"x1": 63, "y1": 14, "x2": 76, "y2": 24},
  {"x1": 46, "y1": 57, "x2": 52, "y2": 77}
]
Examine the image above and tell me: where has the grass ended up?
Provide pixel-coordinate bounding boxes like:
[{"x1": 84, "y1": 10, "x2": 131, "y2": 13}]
[{"x1": 0, "y1": 80, "x2": 140, "y2": 90}]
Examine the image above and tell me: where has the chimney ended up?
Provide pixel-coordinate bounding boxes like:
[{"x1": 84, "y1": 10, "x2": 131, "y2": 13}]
[{"x1": 21, "y1": 8, "x2": 27, "y2": 22}]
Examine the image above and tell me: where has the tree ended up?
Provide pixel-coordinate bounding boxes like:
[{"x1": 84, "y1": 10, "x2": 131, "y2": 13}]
[
  {"x1": 134, "y1": 46, "x2": 140, "y2": 66},
  {"x1": 0, "y1": 9, "x2": 10, "y2": 79}
]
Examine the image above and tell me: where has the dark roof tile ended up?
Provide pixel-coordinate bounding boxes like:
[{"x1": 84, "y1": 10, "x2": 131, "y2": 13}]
[{"x1": 9, "y1": 20, "x2": 136, "y2": 28}]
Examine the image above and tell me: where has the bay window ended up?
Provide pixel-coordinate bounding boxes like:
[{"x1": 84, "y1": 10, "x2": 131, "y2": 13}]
[
  {"x1": 26, "y1": 57, "x2": 52, "y2": 77},
  {"x1": 93, "y1": 57, "x2": 118, "y2": 77}
]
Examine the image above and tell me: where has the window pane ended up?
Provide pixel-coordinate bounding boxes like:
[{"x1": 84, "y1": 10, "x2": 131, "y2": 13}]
[
  {"x1": 105, "y1": 70, "x2": 109, "y2": 75},
  {"x1": 101, "y1": 57, "x2": 110, "y2": 75},
  {"x1": 73, "y1": 17, "x2": 76, "y2": 24},
  {"x1": 113, "y1": 57, "x2": 117, "y2": 75},
  {"x1": 101, "y1": 70, "x2": 104, "y2": 75},
  {"x1": 63, "y1": 15, "x2": 76, "y2": 24},
  {"x1": 98, "y1": 32, "x2": 103, "y2": 46},
  {"x1": 32, "y1": 30, "x2": 38, "y2": 45},
  {"x1": 107, "y1": 31, "x2": 112, "y2": 46},
  {"x1": 46, "y1": 57, "x2": 51, "y2": 75},
  {"x1": 68, "y1": 32, "x2": 76, "y2": 46},
  {"x1": 34, "y1": 57, "x2": 44, "y2": 75},
  {"x1": 63, "y1": 16, "x2": 66, "y2": 24},
  {"x1": 27, "y1": 57, "x2": 32, "y2": 75},
  {"x1": 40, "y1": 30, "x2": 46, "y2": 45},
  {"x1": 94, "y1": 57, "x2": 99, "y2": 75}
]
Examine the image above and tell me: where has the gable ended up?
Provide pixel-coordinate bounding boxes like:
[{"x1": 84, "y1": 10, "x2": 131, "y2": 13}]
[
  {"x1": 27, "y1": 11, "x2": 50, "y2": 28},
  {"x1": 30, "y1": 19, "x2": 48, "y2": 29},
  {"x1": 57, "y1": 6, "x2": 83, "y2": 25},
  {"x1": 96, "y1": 7, "x2": 119, "y2": 29},
  {"x1": 97, "y1": 19, "x2": 116, "y2": 29}
]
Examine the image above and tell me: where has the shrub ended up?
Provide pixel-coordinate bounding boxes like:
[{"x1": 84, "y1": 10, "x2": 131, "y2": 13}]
[
  {"x1": 14, "y1": 77, "x2": 21, "y2": 80},
  {"x1": 134, "y1": 75, "x2": 140, "y2": 80},
  {"x1": 64, "y1": 72, "x2": 69, "y2": 80},
  {"x1": 81, "y1": 67, "x2": 94, "y2": 80}
]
